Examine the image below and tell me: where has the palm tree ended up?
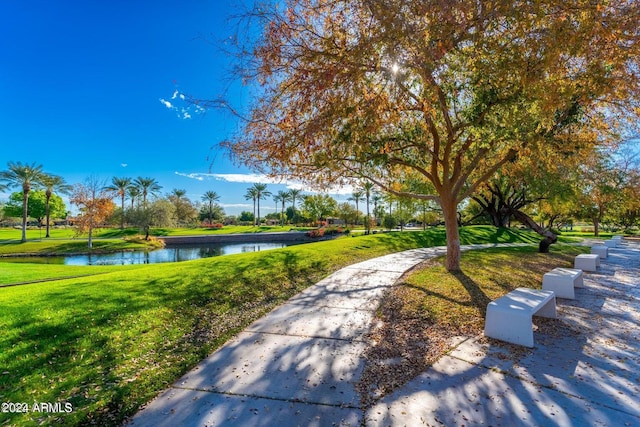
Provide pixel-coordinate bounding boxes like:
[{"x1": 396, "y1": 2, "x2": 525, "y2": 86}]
[
  {"x1": 41, "y1": 174, "x2": 72, "y2": 237},
  {"x1": 0, "y1": 161, "x2": 45, "y2": 242},
  {"x1": 127, "y1": 186, "x2": 140, "y2": 209},
  {"x1": 274, "y1": 190, "x2": 291, "y2": 226},
  {"x1": 362, "y1": 182, "x2": 375, "y2": 234},
  {"x1": 106, "y1": 177, "x2": 132, "y2": 229},
  {"x1": 348, "y1": 191, "x2": 363, "y2": 226},
  {"x1": 252, "y1": 183, "x2": 271, "y2": 226},
  {"x1": 134, "y1": 177, "x2": 162, "y2": 208},
  {"x1": 288, "y1": 189, "x2": 302, "y2": 210},
  {"x1": 171, "y1": 189, "x2": 187, "y2": 199},
  {"x1": 201, "y1": 191, "x2": 220, "y2": 225},
  {"x1": 287, "y1": 188, "x2": 303, "y2": 225},
  {"x1": 372, "y1": 191, "x2": 383, "y2": 226},
  {"x1": 169, "y1": 189, "x2": 188, "y2": 225},
  {"x1": 244, "y1": 187, "x2": 259, "y2": 226}
]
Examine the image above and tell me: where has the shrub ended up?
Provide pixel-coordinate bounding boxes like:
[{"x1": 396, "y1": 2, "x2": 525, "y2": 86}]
[
  {"x1": 123, "y1": 235, "x2": 166, "y2": 248},
  {"x1": 307, "y1": 228, "x2": 325, "y2": 238},
  {"x1": 201, "y1": 223, "x2": 223, "y2": 229}
]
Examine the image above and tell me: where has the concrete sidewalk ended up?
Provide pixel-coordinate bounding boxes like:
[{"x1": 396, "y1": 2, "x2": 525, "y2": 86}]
[{"x1": 127, "y1": 241, "x2": 640, "y2": 426}]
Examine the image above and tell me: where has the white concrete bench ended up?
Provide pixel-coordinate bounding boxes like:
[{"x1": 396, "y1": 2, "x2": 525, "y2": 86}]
[
  {"x1": 591, "y1": 245, "x2": 608, "y2": 259},
  {"x1": 484, "y1": 287, "x2": 557, "y2": 347},
  {"x1": 575, "y1": 254, "x2": 599, "y2": 271},
  {"x1": 542, "y1": 268, "x2": 584, "y2": 299},
  {"x1": 604, "y1": 239, "x2": 618, "y2": 248}
]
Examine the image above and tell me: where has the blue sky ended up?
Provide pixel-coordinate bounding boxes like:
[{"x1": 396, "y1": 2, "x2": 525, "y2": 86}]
[{"x1": 0, "y1": 0, "x2": 353, "y2": 216}]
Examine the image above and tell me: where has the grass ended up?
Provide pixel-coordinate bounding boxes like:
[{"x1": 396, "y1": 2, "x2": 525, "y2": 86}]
[
  {"x1": 0, "y1": 239, "x2": 160, "y2": 256},
  {"x1": 0, "y1": 263, "x2": 142, "y2": 286},
  {"x1": 358, "y1": 244, "x2": 590, "y2": 404},
  {"x1": 399, "y1": 245, "x2": 587, "y2": 332},
  {"x1": 0, "y1": 226, "x2": 576, "y2": 426}
]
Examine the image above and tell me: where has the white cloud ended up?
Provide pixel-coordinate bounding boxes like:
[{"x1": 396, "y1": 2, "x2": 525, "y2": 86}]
[
  {"x1": 174, "y1": 171, "x2": 355, "y2": 195},
  {"x1": 121, "y1": 163, "x2": 128, "y2": 168},
  {"x1": 160, "y1": 90, "x2": 204, "y2": 120},
  {"x1": 175, "y1": 172, "x2": 205, "y2": 181},
  {"x1": 212, "y1": 173, "x2": 281, "y2": 184}
]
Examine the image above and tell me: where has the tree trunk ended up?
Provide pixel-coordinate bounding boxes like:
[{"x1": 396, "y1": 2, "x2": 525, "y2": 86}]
[
  {"x1": 511, "y1": 209, "x2": 557, "y2": 253},
  {"x1": 21, "y1": 191, "x2": 29, "y2": 243},
  {"x1": 88, "y1": 226, "x2": 93, "y2": 249},
  {"x1": 45, "y1": 192, "x2": 52, "y2": 238},
  {"x1": 441, "y1": 196, "x2": 461, "y2": 271},
  {"x1": 257, "y1": 200, "x2": 261, "y2": 226},
  {"x1": 121, "y1": 195, "x2": 126, "y2": 229},
  {"x1": 253, "y1": 200, "x2": 257, "y2": 226}
]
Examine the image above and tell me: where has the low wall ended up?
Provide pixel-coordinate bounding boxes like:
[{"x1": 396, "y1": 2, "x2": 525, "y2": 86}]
[{"x1": 159, "y1": 231, "x2": 317, "y2": 245}]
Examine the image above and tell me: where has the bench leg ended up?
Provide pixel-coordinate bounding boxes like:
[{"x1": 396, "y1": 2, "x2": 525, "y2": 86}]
[
  {"x1": 534, "y1": 296, "x2": 557, "y2": 319},
  {"x1": 575, "y1": 271, "x2": 584, "y2": 288},
  {"x1": 485, "y1": 307, "x2": 534, "y2": 347}
]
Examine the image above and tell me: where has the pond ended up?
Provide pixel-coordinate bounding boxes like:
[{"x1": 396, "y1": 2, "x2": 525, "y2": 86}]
[{"x1": 3, "y1": 242, "x2": 296, "y2": 266}]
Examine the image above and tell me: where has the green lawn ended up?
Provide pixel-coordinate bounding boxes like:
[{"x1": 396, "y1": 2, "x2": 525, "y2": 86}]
[
  {"x1": 0, "y1": 262, "x2": 142, "y2": 286},
  {"x1": 0, "y1": 226, "x2": 568, "y2": 426},
  {"x1": 0, "y1": 238, "x2": 161, "y2": 256}
]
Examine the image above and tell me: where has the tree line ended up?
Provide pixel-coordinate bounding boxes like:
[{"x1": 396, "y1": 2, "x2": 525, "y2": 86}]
[
  {"x1": 2, "y1": 153, "x2": 638, "y2": 248},
  {"x1": 0, "y1": 163, "x2": 226, "y2": 246}
]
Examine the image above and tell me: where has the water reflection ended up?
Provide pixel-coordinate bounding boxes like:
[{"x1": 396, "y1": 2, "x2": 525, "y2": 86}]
[{"x1": 4, "y1": 242, "x2": 291, "y2": 266}]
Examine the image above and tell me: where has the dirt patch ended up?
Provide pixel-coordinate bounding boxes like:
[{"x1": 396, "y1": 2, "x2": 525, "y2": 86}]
[{"x1": 356, "y1": 282, "x2": 470, "y2": 407}]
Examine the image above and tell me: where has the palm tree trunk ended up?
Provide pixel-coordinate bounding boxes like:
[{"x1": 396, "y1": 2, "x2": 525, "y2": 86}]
[
  {"x1": 21, "y1": 191, "x2": 29, "y2": 243},
  {"x1": 365, "y1": 196, "x2": 370, "y2": 234},
  {"x1": 253, "y1": 199, "x2": 257, "y2": 226},
  {"x1": 45, "y1": 192, "x2": 52, "y2": 238},
  {"x1": 120, "y1": 194, "x2": 126, "y2": 229}
]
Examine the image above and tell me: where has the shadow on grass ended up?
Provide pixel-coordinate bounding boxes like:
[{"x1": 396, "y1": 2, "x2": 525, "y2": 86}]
[{"x1": 451, "y1": 270, "x2": 492, "y2": 315}]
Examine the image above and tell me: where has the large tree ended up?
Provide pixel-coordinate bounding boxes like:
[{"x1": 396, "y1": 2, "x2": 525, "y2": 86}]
[
  {"x1": 216, "y1": 0, "x2": 639, "y2": 270},
  {"x1": 301, "y1": 194, "x2": 337, "y2": 224},
  {"x1": 575, "y1": 152, "x2": 626, "y2": 236},
  {"x1": 4, "y1": 191, "x2": 66, "y2": 226},
  {"x1": 0, "y1": 161, "x2": 45, "y2": 242}
]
